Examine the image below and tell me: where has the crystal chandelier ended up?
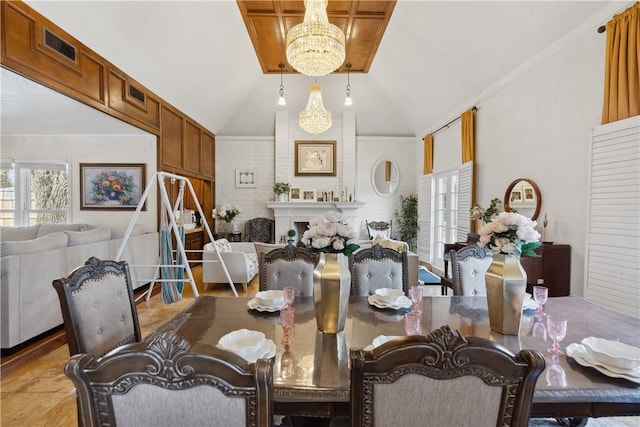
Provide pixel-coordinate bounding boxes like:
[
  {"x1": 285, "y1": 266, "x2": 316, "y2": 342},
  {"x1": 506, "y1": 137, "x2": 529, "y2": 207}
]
[
  {"x1": 299, "y1": 83, "x2": 332, "y2": 134},
  {"x1": 286, "y1": 0, "x2": 345, "y2": 77},
  {"x1": 277, "y1": 63, "x2": 286, "y2": 106}
]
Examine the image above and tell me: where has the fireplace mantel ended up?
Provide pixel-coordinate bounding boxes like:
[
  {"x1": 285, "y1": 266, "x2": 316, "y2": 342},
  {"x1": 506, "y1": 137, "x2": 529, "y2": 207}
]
[{"x1": 267, "y1": 202, "x2": 364, "y2": 243}]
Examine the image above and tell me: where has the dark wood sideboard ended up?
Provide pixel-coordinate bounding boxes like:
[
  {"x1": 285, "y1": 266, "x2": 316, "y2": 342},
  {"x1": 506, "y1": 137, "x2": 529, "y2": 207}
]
[
  {"x1": 444, "y1": 243, "x2": 571, "y2": 297},
  {"x1": 520, "y1": 243, "x2": 571, "y2": 297}
]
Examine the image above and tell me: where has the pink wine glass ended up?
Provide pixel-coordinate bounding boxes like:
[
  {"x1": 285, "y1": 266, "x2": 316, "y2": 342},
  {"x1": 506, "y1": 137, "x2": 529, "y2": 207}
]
[
  {"x1": 533, "y1": 285, "x2": 548, "y2": 315},
  {"x1": 409, "y1": 286, "x2": 423, "y2": 313},
  {"x1": 546, "y1": 316, "x2": 567, "y2": 357},
  {"x1": 283, "y1": 286, "x2": 296, "y2": 308}
]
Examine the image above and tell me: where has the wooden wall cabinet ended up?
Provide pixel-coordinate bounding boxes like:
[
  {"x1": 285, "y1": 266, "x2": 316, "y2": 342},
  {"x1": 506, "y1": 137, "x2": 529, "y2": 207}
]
[
  {"x1": 2, "y1": 1, "x2": 216, "y2": 233},
  {"x1": 520, "y1": 244, "x2": 571, "y2": 297}
]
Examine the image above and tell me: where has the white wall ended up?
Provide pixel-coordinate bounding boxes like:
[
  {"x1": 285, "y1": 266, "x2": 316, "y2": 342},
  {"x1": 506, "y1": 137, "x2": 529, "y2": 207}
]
[
  {"x1": 428, "y1": 14, "x2": 608, "y2": 296},
  {"x1": 216, "y1": 114, "x2": 418, "y2": 241},
  {"x1": 2, "y1": 134, "x2": 158, "y2": 232}
]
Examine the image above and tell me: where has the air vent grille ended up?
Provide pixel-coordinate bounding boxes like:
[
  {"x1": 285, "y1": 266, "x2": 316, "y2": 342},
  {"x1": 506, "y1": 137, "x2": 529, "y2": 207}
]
[
  {"x1": 43, "y1": 28, "x2": 76, "y2": 62},
  {"x1": 128, "y1": 85, "x2": 145, "y2": 103}
]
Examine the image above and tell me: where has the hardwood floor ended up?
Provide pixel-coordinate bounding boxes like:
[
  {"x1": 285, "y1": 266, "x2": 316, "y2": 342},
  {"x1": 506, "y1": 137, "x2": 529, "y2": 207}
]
[{"x1": 0, "y1": 266, "x2": 258, "y2": 427}]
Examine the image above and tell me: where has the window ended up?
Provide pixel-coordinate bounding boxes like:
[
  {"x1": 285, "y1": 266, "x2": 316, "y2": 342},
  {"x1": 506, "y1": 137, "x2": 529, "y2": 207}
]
[
  {"x1": 0, "y1": 160, "x2": 70, "y2": 226},
  {"x1": 433, "y1": 168, "x2": 459, "y2": 268}
]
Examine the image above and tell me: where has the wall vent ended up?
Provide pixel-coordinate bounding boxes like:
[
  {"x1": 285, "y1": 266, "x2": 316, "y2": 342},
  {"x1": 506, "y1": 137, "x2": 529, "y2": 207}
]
[
  {"x1": 43, "y1": 28, "x2": 76, "y2": 62},
  {"x1": 128, "y1": 85, "x2": 145, "y2": 104}
]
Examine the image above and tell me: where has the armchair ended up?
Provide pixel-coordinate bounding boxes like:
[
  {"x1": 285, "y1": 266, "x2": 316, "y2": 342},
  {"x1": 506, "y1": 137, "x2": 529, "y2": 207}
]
[
  {"x1": 202, "y1": 239, "x2": 258, "y2": 293},
  {"x1": 244, "y1": 217, "x2": 275, "y2": 243}
]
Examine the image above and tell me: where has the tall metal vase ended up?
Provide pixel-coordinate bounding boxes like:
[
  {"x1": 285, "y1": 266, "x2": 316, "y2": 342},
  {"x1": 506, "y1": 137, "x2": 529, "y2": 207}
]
[
  {"x1": 313, "y1": 252, "x2": 351, "y2": 334},
  {"x1": 485, "y1": 253, "x2": 527, "y2": 335}
]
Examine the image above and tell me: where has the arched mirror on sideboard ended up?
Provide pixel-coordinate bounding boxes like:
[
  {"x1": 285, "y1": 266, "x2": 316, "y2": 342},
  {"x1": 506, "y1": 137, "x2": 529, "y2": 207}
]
[
  {"x1": 503, "y1": 178, "x2": 541, "y2": 221},
  {"x1": 371, "y1": 159, "x2": 400, "y2": 197}
]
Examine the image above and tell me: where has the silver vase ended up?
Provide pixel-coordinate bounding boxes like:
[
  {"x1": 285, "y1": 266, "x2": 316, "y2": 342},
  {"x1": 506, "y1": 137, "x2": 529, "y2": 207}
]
[
  {"x1": 485, "y1": 253, "x2": 527, "y2": 335},
  {"x1": 313, "y1": 252, "x2": 351, "y2": 334}
]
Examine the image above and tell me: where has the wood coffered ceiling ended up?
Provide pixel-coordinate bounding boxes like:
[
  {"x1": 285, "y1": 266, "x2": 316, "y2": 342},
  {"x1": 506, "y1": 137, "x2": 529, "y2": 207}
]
[{"x1": 237, "y1": 0, "x2": 396, "y2": 74}]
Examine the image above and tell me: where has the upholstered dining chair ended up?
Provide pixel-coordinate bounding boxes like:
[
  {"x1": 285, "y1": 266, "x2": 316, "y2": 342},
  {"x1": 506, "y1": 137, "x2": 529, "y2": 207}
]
[
  {"x1": 450, "y1": 245, "x2": 494, "y2": 296},
  {"x1": 65, "y1": 330, "x2": 274, "y2": 427},
  {"x1": 350, "y1": 244, "x2": 408, "y2": 296},
  {"x1": 349, "y1": 325, "x2": 545, "y2": 427},
  {"x1": 245, "y1": 217, "x2": 275, "y2": 243},
  {"x1": 260, "y1": 244, "x2": 319, "y2": 296},
  {"x1": 52, "y1": 257, "x2": 141, "y2": 357}
]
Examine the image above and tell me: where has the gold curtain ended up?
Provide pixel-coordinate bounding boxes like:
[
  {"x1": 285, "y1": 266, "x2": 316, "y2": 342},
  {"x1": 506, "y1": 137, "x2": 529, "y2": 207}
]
[
  {"x1": 423, "y1": 134, "x2": 434, "y2": 175},
  {"x1": 461, "y1": 109, "x2": 475, "y2": 163},
  {"x1": 601, "y1": 2, "x2": 640, "y2": 124}
]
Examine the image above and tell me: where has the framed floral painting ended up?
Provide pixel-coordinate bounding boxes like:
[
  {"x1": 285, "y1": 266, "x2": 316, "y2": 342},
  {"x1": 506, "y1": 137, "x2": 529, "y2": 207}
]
[
  {"x1": 295, "y1": 141, "x2": 336, "y2": 176},
  {"x1": 80, "y1": 163, "x2": 146, "y2": 210}
]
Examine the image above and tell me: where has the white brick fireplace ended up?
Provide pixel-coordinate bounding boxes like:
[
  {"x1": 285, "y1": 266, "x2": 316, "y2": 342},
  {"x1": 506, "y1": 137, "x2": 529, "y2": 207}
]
[{"x1": 267, "y1": 202, "x2": 364, "y2": 243}]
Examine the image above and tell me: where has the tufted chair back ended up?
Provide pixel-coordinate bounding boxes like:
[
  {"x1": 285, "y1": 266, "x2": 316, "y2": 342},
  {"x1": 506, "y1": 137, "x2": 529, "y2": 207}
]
[
  {"x1": 53, "y1": 257, "x2": 141, "y2": 357},
  {"x1": 260, "y1": 245, "x2": 319, "y2": 296},
  {"x1": 245, "y1": 217, "x2": 275, "y2": 243},
  {"x1": 450, "y1": 245, "x2": 494, "y2": 296},
  {"x1": 351, "y1": 245, "x2": 408, "y2": 296},
  {"x1": 349, "y1": 325, "x2": 544, "y2": 427},
  {"x1": 65, "y1": 330, "x2": 274, "y2": 427}
]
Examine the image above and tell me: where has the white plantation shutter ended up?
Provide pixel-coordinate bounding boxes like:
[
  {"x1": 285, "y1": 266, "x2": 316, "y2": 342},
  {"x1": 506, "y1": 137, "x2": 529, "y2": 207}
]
[
  {"x1": 417, "y1": 174, "x2": 433, "y2": 264},
  {"x1": 585, "y1": 115, "x2": 640, "y2": 318},
  {"x1": 457, "y1": 161, "x2": 473, "y2": 243}
]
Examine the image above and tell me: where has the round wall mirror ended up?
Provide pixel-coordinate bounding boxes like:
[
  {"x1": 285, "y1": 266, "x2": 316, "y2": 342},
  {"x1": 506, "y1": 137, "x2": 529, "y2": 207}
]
[
  {"x1": 503, "y1": 178, "x2": 541, "y2": 220},
  {"x1": 371, "y1": 159, "x2": 400, "y2": 197}
]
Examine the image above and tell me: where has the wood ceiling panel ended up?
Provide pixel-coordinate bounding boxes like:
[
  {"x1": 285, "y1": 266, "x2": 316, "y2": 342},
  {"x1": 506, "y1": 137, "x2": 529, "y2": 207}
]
[{"x1": 237, "y1": 0, "x2": 396, "y2": 74}]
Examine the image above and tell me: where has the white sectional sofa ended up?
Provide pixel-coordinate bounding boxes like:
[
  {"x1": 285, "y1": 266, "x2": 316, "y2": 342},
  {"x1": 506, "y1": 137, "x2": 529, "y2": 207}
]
[{"x1": 0, "y1": 223, "x2": 159, "y2": 351}]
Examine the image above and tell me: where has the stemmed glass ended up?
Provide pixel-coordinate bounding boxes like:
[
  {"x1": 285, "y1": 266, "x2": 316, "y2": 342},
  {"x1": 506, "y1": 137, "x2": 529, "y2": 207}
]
[
  {"x1": 546, "y1": 316, "x2": 567, "y2": 357},
  {"x1": 283, "y1": 286, "x2": 296, "y2": 308},
  {"x1": 409, "y1": 286, "x2": 423, "y2": 314},
  {"x1": 533, "y1": 285, "x2": 548, "y2": 316},
  {"x1": 280, "y1": 308, "x2": 295, "y2": 345}
]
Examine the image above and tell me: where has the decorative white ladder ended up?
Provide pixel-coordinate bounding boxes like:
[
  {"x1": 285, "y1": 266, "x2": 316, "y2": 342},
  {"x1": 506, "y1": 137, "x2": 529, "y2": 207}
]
[{"x1": 114, "y1": 171, "x2": 238, "y2": 301}]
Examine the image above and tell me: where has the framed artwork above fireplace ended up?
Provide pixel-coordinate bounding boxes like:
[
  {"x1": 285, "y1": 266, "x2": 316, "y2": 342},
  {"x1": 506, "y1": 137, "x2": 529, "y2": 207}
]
[{"x1": 295, "y1": 141, "x2": 336, "y2": 176}]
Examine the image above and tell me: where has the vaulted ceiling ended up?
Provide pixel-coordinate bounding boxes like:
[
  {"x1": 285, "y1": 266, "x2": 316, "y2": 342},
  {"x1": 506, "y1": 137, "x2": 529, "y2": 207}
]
[{"x1": 3, "y1": 1, "x2": 625, "y2": 138}]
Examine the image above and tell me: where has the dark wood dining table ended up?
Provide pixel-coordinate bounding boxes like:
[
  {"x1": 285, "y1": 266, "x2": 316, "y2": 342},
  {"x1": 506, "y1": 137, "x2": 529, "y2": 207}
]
[{"x1": 149, "y1": 295, "x2": 640, "y2": 421}]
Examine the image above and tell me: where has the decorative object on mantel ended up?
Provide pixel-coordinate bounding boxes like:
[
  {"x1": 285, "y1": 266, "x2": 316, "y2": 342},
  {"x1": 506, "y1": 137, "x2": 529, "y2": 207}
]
[
  {"x1": 285, "y1": 0, "x2": 345, "y2": 77},
  {"x1": 299, "y1": 83, "x2": 332, "y2": 134},
  {"x1": 302, "y1": 212, "x2": 359, "y2": 333},
  {"x1": 273, "y1": 182, "x2": 291, "y2": 202},
  {"x1": 213, "y1": 205, "x2": 239, "y2": 233},
  {"x1": 479, "y1": 212, "x2": 541, "y2": 335}
]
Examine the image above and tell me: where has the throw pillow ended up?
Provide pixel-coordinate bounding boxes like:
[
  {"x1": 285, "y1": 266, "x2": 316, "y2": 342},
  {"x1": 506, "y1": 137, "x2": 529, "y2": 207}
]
[
  {"x1": 65, "y1": 227, "x2": 112, "y2": 246},
  {"x1": 0, "y1": 232, "x2": 68, "y2": 256},
  {"x1": 372, "y1": 235, "x2": 407, "y2": 253},
  {"x1": 0, "y1": 224, "x2": 42, "y2": 241},
  {"x1": 37, "y1": 223, "x2": 82, "y2": 238},
  {"x1": 110, "y1": 224, "x2": 145, "y2": 239},
  {"x1": 214, "y1": 238, "x2": 232, "y2": 253}
]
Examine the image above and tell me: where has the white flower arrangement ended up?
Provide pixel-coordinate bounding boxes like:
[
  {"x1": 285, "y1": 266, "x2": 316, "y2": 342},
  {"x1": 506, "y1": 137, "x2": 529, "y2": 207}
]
[
  {"x1": 478, "y1": 212, "x2": 541, "y2": 257},
  {"x1": 213, "y1": 205, "x2": 239, "y2": 223},
  {"x1": 301, "y1": 212, "x2": 360, "y2": 256}
]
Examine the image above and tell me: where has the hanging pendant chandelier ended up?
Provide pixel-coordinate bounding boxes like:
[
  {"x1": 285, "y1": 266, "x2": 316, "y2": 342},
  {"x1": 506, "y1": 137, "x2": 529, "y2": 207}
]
[
  {"x1": 299, "y1": 83, "x2": 332, "y2": 134},
  {"x1": 286, "y1": 0, "x2": 345, "y2": 77}
]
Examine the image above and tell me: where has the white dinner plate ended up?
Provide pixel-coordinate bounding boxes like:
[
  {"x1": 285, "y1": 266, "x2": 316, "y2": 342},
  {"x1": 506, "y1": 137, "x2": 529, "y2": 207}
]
[
  {"x1": 367, "y1": 295, "x2": 412, "y2": 310},
  {"x1": 247, "y1": 298, "x2": 286, "y2": 312},
  {"x1": 566, "y1": 343, "x2": 640, "y2": 384}
]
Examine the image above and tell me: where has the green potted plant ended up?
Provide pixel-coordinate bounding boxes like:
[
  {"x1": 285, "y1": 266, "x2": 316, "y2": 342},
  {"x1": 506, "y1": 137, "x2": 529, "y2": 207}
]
[
  {"x1": 287, "y1": 229, "x2": 296, "y2": 244},
  {"x1": 273, "y1": 182, "x2": 291, "y2": 202},
  {"x1": 394, "y1": 193, "x2": 419, "y2": 252}
]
